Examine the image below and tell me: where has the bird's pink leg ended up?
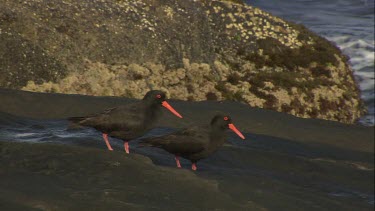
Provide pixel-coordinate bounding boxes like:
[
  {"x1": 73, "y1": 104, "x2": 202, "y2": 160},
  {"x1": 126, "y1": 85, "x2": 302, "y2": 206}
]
[
  {"x1": 191, "y1": 163, "x2": 197, "y2": 171},
  {"x1": 175, "y1": 155, "x2": 181, "y2": 168},
  {"x1": 102, "y1": 133, "x2": 113, "y2": 151},
  {"x1": 124, "y1": 141, "x2": 130, "y2": 154}
]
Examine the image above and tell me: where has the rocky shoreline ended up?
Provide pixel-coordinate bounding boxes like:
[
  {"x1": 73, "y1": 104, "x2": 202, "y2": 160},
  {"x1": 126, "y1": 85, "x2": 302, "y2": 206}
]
[
  {"x1": 0, "y1": 0, "x2": 365, "y2": 124},
  {"x1": 0, "y1": 89, "x2": 373, "y2": 210}
]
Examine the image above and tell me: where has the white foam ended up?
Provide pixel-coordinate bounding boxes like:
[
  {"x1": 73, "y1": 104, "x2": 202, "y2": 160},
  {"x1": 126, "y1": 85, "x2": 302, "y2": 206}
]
[
  {"x1": 328, "y1": 36, "x2": 375, "y2": 100},
  {"x1": 14, "y1": 132, "x2": 37, "y2": 137}
]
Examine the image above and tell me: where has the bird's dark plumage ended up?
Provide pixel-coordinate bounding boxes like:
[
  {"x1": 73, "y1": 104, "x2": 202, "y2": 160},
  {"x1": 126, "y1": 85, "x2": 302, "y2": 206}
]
[
  {"x1": 69, "y1": 90, "x2": 182, "y2": 153},
  {"x1": 140, "y1": 114, "x2": 245, "y2": 170}
]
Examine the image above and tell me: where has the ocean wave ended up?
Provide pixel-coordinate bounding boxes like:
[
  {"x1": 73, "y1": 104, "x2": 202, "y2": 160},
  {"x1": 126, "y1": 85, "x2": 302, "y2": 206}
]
[
  {"x1": 330, "y1": 36, "x2": 374, "y2": 125},
  {"x1": 330, "y1": 37, "x2": 374, "y2": 94}
]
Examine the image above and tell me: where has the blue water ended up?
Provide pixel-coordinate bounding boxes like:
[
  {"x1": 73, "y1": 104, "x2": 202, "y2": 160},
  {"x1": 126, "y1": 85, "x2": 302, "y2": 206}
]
[{"x1": 247, "y1": 0, "x2": 375, "y2": 125}]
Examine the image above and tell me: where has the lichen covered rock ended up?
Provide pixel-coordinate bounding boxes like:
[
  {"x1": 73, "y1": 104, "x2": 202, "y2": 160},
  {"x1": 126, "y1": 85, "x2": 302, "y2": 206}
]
[{"x1": 0, "y1": 0, "x2": 364, "y2": 123}]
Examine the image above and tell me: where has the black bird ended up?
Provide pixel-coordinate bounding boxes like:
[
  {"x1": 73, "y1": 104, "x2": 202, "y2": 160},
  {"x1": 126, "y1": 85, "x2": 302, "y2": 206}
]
[
  {"x1": 140, "y1": 114, "x2": 245, "y2": 170},
  {"x1": 69, "y1": 90, "x2": 183, "y2": 153}
]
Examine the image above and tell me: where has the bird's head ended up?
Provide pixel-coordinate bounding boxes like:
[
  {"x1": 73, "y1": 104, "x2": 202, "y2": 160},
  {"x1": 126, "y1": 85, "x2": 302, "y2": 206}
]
[
  {"x1": 143, "y1": 90, "x2": 183, "y2": 118},
  {"x1": 210, "y1": 114, "x2": 245, "y2": 140}
]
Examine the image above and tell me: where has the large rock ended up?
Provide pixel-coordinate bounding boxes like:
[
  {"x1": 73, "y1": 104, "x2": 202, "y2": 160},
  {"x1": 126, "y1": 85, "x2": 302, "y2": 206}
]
[{"x1": 0, "y1": 0, "x2": 364, "y2": 123}]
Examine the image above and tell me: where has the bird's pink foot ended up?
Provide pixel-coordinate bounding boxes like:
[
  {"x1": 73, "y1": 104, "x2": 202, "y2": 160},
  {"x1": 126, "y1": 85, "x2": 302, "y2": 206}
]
[
  {"x1": 124, "y1": 141, "x2": 129, "y2": 154},
  {"x1": 102, "y1": 133, "x2": 113, "y2": 151},
  {"x1": 175, "y1": 155, "x2": 181, "y2": 168},
  {"x1": 191, "y1": 163, "x2": 197, "y2": 171}
]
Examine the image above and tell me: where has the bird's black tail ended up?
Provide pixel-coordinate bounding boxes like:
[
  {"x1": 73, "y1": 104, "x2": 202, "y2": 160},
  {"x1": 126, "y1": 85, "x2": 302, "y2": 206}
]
[
  {"x1": 66, "y1": 116, "x2": 89, "y2": 130},
  {"x1": 68, "y1": 116, "x2": 87, "y2": 124}
]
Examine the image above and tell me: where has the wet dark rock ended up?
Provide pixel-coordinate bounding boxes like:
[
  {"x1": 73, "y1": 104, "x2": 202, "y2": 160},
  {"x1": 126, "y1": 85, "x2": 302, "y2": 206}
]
[{"x1": 0, "y1": 89, "x2": 373, "y2": 210}]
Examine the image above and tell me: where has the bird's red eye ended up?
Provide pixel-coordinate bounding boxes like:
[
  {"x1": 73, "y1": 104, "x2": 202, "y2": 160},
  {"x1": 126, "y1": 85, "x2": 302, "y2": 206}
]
[
  {"x1": 156, "y1": 94, "x2": 161, "y2": 99},
  {"x1": 224, "y1": 116, "x2": 229, "y2": 121}
]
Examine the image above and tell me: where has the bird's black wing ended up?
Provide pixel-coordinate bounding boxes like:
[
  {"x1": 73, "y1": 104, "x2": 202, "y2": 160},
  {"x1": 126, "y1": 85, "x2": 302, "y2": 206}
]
[
  {"x1": 140, "y1": 126, "x2": 208, "y2": 154},
  {"x1": 69, "y1": 102, "x2": 146, "y2": 133}
]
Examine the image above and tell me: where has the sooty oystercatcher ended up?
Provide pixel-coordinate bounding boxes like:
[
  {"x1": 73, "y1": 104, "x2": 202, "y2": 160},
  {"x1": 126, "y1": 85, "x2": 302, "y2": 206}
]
[
  {"x1": 140, "y1": 114, "x2": 245, "y2": 170},
  {"x1": 69, "y1": 90, "x2": 183, "y2": 153}
]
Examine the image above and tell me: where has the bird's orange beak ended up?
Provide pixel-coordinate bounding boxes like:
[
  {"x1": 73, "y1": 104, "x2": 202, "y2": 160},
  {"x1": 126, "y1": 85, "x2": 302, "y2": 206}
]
[
  {"x1": 162, "y1": 101, "x2": 183, "y2": 118},
  {"x1": 228, "y1": 123, "x2": 245, "y2": 140}
]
